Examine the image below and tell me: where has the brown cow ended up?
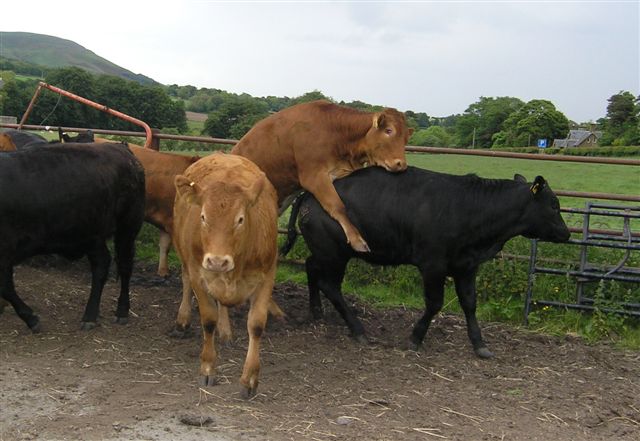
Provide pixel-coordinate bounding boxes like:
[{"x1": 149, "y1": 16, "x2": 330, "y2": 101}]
[
  {"x1": 94, "y1": 137, "x2": 199, "y2": 277},
  {"x1": 0, "y1": 133, "x2": 16, "y2": 152},
  {"x1": 231, "y1": 100, "x2": 413, "y2": 252},
  {"x1": 172, "y1": 152, "x2": 279, "y2": 397}
]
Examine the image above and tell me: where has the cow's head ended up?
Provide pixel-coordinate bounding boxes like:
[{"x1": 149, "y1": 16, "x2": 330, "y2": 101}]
[
  {"x1": 175, "y1": 173, "x2": 267, "y2": 273},
  {"x1": 363, "y1": 108, "x2": 412, "y2": 172},
  {"x1": 515, "y1": 174, "x2": 571, "y2": 243},
  {"x1": 59, "y1": 128, "x2": 95, "y2": 143}
]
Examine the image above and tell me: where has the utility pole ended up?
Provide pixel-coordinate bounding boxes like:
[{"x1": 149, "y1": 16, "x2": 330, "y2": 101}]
[{"x1": 472, "y1": 127, "x2": 476, "y2": 149}]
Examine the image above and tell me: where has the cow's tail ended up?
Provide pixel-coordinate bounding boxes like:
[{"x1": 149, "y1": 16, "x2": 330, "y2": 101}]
[{"x1": 279, "y1": 193, "x2": 305, "y2": 257}]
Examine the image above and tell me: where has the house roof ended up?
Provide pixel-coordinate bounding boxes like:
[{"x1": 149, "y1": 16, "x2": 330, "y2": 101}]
[{"x1": 553, "y1": 129, "x2": 602, "y2": 147}]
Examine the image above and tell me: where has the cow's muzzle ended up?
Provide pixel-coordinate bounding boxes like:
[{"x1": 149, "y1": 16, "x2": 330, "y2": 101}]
[
  {"x1": 202, "y1": 254, "x2": 235, "y2": 272},
  {"x1": 382, "y1": 158, "x2": 407, "y2": 172}
]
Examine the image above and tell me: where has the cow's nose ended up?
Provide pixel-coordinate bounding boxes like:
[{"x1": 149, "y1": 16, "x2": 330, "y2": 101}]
[
  {"x1": 202, "y1": 254, "x2": 235, "y2": 272},
  {"x1": 388, "y1": 158, "x2": 407, "y2": 172}
]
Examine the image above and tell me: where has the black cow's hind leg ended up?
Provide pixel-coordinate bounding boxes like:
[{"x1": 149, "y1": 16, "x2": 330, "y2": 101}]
[
  {"x1": 81, "y1": 242, "x2": 111, "y2": 330},
  {"x1": 454, "y1": 271, "x2": 493, "y2": 358},
  {"x1": 114, "y1": 230, "x2": 137, "y2": 324},
  {"x1": 0, "y1": 266, "x2": 41, "y2": 332},
  {"x1": 409, "y1": 273, "x2": 446, "y2": 351},
  {"x1": 315, "y1": 261, "x2": 366, "y2": 342}
]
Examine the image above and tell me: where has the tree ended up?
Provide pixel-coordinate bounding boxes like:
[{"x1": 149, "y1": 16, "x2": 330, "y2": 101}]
[
  {"x1": 455, "y1": 96, "x2": 524, "y2": 148},
  {"x1": 600, "y1": 91, "x2": 639, "y2": 146},
  {"x1": 203, "y1": 95, "x2": 269, "y2": 139},
  {"x1": 492, "y1": 99, "x2": 569, "y2": 147},
  {"x1": 409, "y1": 126, "x2": 453, "y2": 147}
]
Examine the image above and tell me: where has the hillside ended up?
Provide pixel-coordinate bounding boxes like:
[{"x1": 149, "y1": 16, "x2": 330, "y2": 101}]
[{"x1": 0, "y1": 32, "x2": 156, "y2": 85}]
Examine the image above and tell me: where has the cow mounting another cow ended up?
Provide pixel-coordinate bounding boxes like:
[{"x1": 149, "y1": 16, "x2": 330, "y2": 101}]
[
  {"x1": 231, "y1": 100, "x2": 413, "y2": 253},
  {"x1": 281, "y1": 167, "x2": 571, "y2": 358}
]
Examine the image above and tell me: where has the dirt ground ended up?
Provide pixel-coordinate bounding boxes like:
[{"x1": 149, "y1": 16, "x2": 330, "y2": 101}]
[{"x1": 1, "y1": 259, "x2": 639, "y2": 441}]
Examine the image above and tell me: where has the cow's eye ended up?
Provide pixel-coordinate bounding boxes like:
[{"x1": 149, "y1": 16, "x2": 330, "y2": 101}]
[
  {"x1": 237, "y1": 215, "x2": 244, "y2": 227},
  {"x1": 201, "y1": 214, "x2": 206, "y2": 224},
  {"x1": 385, "y1": 128, "x2": 393, "y2": 135}
]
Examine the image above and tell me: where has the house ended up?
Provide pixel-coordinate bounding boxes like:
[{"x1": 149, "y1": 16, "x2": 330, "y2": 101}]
[{"x1": 553, "y1": 129, "x2": 602, "y2": 148}]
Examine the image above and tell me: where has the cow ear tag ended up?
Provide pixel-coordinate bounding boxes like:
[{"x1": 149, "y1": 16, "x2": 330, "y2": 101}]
[{"x1": 530, "y1": 183, "x2": 540, "y2": 194}]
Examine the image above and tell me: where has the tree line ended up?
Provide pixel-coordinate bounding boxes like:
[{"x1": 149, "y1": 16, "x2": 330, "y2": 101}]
[
  {"x1": 0, "y1": 67, "x2": 186, "y2": 132},
  {"x1": 1, "y1": 64, "x2": 637, "y2": 148}
]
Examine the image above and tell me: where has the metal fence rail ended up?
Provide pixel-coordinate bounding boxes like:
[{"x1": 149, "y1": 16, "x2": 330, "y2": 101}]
[{"x1": 524, "y1": 202, "x2": 640, "y2": 323}]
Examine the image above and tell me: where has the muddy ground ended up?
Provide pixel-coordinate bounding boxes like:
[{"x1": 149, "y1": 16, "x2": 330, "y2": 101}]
[{"x1": 1, "y1": 259, "x2": 638, "y2": 441}]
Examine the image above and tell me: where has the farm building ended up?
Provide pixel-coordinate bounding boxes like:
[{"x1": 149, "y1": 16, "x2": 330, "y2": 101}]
[{"x1": 553, "y1": 129, "x2": 602, "y2": 147}]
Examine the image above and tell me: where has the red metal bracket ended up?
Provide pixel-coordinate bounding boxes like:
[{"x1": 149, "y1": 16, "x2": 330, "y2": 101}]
[{"x1": 19, "y1": 81, "x2": 153, "y2": 149}]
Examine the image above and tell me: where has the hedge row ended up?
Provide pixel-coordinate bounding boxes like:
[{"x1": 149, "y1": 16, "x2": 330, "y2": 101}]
[{"x1": 490, "y1": 145, "x2": 640, "y2": 157}]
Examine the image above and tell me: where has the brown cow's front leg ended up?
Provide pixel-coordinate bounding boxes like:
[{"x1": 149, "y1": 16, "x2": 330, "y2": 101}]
[
  {"x1": 298, "y1": 173, "x2": 370, "y2": 253},
  {"x1": 239, "y1": 278, "x2": 273, "y2": 398},
  {"x1": 192, "y1": 278, "x2": 219, "y2": 387}
]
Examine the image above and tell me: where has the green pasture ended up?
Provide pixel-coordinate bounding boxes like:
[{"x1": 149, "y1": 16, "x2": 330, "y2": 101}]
[{"x1": 135, "y1": 151, "x2": 640, "y2": 349}]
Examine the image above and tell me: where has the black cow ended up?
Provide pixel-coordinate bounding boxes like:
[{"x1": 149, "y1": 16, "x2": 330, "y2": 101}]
[
  {"x1": 1, "y1": 129, "x2": 50, "y2": 150},
  {"x1": 0, "y1": 142, "x2": 146, "y2": 332},
  {"x1": 281, "y1": 166, "x2": 570, "y2": 358},
  {"x1": 58, "y1": 128, "x2": 95, "y2": 143}
]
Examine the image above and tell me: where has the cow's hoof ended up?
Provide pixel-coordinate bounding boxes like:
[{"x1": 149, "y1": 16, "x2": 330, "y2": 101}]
[
  {"x1": 199, "y1": 375, "x2": 219, "y2": 388},
  {"x1": 29, "y1": 317, "x2": 42, "y2": 334},
  {"x1": 406, "y1": 340, "x2": 421, "y2": 352},
  {"x1": 80, "y1": 321, "x2": 97, "y2": 331},
  {"x1": 240, "y1": 384, "x2": 258, "y2": 400},
  {"x1": 350, "y1": 239, "x2": 370, "y2": 253},
  {"x1": 353, "y1": 333, "x2": 368, "y2": 344},
  {"x1": 475, "y1": 346, "x2": 494, "y2": 359},
  {"x1": 114, "y1": 316, "x2": 129, "y2": 325},
  {"x1": 169, "y1": 325, "x2": 193, "y2": 339}
]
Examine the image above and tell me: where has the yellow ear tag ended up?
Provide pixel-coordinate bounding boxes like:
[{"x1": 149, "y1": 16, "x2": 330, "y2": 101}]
[{"x1": 530, "y1": 183, "x2": 540, "y2": 194}]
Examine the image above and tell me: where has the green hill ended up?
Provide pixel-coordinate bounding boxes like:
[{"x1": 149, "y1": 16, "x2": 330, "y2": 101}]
[{"x1": 0, "y1": 32, "x2": 156, "y2": 85}]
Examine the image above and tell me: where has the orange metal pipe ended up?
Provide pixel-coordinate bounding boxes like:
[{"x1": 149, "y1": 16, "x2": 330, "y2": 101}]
[{"x1": 19, "y1": 82, "x2": 153, "y2": 149}]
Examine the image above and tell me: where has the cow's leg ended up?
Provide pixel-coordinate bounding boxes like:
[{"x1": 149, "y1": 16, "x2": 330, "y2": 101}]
[
  {"x1": 157, "y1": 230, "x2": 172, "y2": 278},
  {"x1": 315, "y1": 261, "x2": 366, "y2": 342},
  {"x1": 171, "y1": 265, "x2": 193, "y2": 338},
  {"x1": 0, "y1": 265, "x2": 40, "y2": 332},
  {"x1": 298, "y1": 173, "x2": 369, "y2": 252},
  {"x1": 239, "y1": 276, "x2": 273, "y2": 399},
  {"x1": 191, "y1": 275, "x2": 219, "y2": 387},
  {"x1": 114, "y1": 232, "x2": 137, "y2": 324},
  {"x1": 454, "y1": 271, "x2": 493, "y2": 359},
  {"x1": 81, "y1": 242, "x2": 112, "y2": 330},
  {"x1": 305, "y1": 256, "x2": 323, "y2": 320},
  {"x1": 268, "y1": 298, "x2": 286, "y2": 320},
  {"x1": 216, "y1": 302, "x2": 232, "y2": 344},
  {"x1": 409, "y1": 273, "x2": 446, "y2": 351}
]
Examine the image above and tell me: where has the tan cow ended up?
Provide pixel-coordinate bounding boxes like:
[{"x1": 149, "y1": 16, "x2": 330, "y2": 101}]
[
  {"x1": 94, "y1": 137, "x2": 199, "y2": 277},
  {"x1": 0, "y1": 133, "x2": 16, "y2": 152},
  {"x1": 172, "y1": 152, "x2": 278, "y2": 397},
  {"x1": 231, "y1": 100, "x2": 413, "y2": 253}
]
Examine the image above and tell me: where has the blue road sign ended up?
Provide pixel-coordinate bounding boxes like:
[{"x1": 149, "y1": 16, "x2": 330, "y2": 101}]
[{"x1": 537, "y1": 139, "x2": 548, "y2": 148}]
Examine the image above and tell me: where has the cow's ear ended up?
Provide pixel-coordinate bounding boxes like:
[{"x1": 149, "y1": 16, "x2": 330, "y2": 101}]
[
  {"x1": 514, "y1": 174, "x2": 527, "y2": 183},
  {"x1": 530, "y1": 175, "x2": 547, "y2": 195},
  {"x1": 175, "y1": 174, "x2": 202, "y2": 205},
  {"x1": 372, "y1": 113, "x2": 386, "y2": 129},
  {"x1": 246, "y1": 173, "x2": 266, "y2": 206}
]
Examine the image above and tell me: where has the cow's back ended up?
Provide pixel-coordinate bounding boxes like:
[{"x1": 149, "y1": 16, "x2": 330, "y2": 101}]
[{"x1": 0, "y1": 143, "x2": 145, "y2": 263}]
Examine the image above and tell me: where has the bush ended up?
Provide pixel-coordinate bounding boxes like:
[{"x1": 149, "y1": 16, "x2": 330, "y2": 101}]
[{"x1": 491, "y1": 145, "x2": 640, "y2": 157}]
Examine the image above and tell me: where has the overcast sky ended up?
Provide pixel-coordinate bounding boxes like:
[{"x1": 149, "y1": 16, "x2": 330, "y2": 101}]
[{"x1": 3, "y1": 1, "x2": 638, "y2": 122}]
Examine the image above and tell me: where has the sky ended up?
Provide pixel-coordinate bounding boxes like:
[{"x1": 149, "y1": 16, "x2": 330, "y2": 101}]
[{"x1": 2, "y1": 0, "x2": 638, "y2": 122}]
